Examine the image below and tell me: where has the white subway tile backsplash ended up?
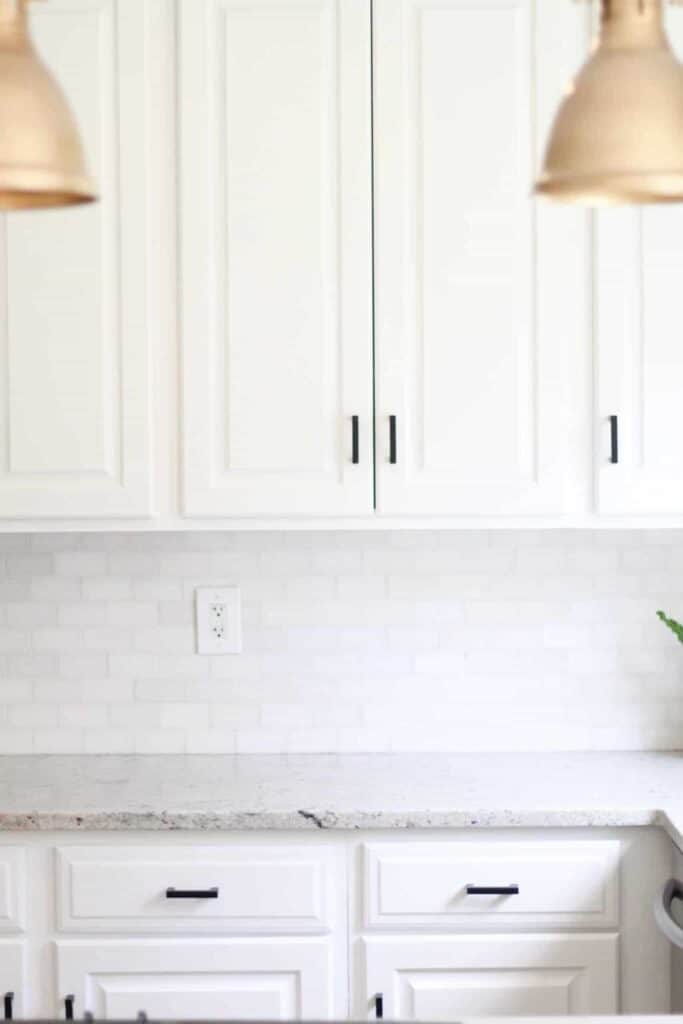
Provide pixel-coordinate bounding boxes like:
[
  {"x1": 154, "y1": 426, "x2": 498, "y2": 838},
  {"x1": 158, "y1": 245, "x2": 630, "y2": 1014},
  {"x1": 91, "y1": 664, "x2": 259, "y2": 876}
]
[
  {"x1": 0, "y1": 531, "x2": 678, "y2": 753},
  {"x1": 9, "y1": 704, "x2": 58, "y2": 728},
  {"x1": 59, "y1": 704, "x2": 108, "y2": 729},
  {"x1": 133, "y1": 730, "x2": 185, "y2": 754},
  {"x1": 159, "y1": 702, "x2": 209, "y2": 731},
  {"x1": 54, "y1": 553, "x2": 106, "y2": 577},
  {"x1": 59, "y1": 655, "x2": 109, "y2": 679}
]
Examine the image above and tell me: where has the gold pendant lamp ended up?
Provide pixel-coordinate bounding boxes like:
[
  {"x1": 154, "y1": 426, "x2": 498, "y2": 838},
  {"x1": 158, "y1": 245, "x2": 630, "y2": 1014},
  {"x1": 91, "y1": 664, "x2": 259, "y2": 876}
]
[
  {"x1": 536, "y1": 0, "x2": 683, "y2": 205},
  {"x1": 0, "y1": 0, "x2": 96, "y2": 210}
]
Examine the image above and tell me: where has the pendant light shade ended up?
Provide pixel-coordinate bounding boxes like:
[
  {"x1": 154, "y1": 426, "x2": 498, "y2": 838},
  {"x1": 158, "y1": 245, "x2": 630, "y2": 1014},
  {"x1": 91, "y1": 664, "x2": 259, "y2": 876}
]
[
  {"x1": 536, "y1": 0, "x2": 683, "y2": 205},
  {"x1": 0, "y1": 0, "x2": 96, "y2": 210}
]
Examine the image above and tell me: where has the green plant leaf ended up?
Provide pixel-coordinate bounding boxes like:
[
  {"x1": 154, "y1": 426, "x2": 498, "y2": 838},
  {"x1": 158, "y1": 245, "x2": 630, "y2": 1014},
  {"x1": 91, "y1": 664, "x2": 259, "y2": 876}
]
[{"x1": 657, "y1": 610, "x2": 683, "y2": 645}]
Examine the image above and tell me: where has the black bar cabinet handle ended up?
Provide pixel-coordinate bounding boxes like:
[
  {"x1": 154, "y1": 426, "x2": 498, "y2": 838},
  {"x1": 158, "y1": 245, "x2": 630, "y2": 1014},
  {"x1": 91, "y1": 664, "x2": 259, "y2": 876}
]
[
  {"x1": 4, "y1": 993, "x2": 13, "y2": 1021},
  {"x1": 466, "y1": 884, "x2": 520, "y2": 896},
  {"x1": 65, "y1": 995, "x2": 75, "y2": 1021},
  {"x1": 165, "y1": 886, "x2": 219, "y2": 899},
  {"x1": 389, "y1": 416, "x2": 397, "y2": 465},
  {"x1": 352, "y1": 416, "x2": 360, "y2": 465},
  {"x1": 375, "y1": 994, "x2": 384, "y2": 1020},
  {"x1": 610, "y1": 415, "x2": 619, "y2": 465}
]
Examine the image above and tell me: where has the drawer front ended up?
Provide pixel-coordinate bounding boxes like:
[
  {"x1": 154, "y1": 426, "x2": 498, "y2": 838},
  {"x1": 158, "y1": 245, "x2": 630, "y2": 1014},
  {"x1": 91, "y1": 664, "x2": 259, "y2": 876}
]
[
  {"x1": 364, "y1": 840, "x2": 620, "y2": 929},
  {"x1": 57, "y1": 846, "x2": 339, "y2": 934}
]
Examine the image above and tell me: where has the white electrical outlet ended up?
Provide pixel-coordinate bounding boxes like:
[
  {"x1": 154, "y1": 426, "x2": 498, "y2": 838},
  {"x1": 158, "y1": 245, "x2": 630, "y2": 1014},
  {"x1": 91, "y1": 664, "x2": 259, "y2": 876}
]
[{"x1": 195, "y1": 587, "x2": 242, "y2": 655}]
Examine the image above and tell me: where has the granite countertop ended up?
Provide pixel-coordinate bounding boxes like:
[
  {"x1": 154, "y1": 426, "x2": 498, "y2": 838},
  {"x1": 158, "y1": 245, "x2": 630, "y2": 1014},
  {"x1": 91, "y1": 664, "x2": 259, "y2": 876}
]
[{"x1": 0, "y1": 751, "x2": 681, "y2": 843}]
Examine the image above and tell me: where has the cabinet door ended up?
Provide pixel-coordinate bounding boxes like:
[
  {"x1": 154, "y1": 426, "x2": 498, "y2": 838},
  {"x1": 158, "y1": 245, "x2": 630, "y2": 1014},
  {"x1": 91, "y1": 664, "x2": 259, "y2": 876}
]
[
  {"x1": 0, "y1": 0, "x2": 157, "y2": 519},
  {"x1": 0, "y1": 944, "x2": 24, "y2": 1019},
  {"x1": 362, "y1": 934, "x2": 618, "y2": 1019},
  {"x1": 57, "y1": 938, "x2": 333, "y2": 1020},
  {"x1": 595, "y1": 10, "x2": 683, "y2": 517},
  {"x1": 180, "y1": 0, "x2": 373, "y2": 518},
  {"x1": 373, "y1": 0, "x2": 588, "y2": 518}
]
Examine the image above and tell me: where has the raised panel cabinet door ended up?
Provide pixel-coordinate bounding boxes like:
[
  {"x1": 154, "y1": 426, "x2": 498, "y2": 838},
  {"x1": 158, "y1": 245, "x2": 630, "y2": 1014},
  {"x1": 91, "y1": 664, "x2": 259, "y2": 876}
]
[
  {"x1": 595, "y1": 5, "x2": 683, "y2": 516},
  {"x1": 362, "y1": 933, "x2": 618, "y2": 1019},
  {"x1": 57, "y1": 938, "x2": 334, "y2": 1020},
  {"x1": 0, "y1": 945, "x2": 24, "y2": 1020},
  {"x1": 0, "y1": 0, "x2": 158, "y2": 519},
  {"x1": 180, "y1": 0, "x2": 373, "y2": 518},
  {"x1": 373, "y1": 0, "x2": 588, "y2": 518}
]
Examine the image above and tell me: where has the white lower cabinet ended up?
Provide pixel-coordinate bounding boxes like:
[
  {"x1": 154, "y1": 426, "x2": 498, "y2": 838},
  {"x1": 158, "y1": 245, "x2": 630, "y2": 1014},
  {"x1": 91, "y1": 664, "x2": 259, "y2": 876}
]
[
  {"x1": 0, "y1": 829, "x2": 673, "y2": 1020},
  {"x1": 56, "y1": 939, "x2": 333, "y2": 1021},
  {"x1": 362, "y1": 933, "x2": 618, "y2": 1019}
]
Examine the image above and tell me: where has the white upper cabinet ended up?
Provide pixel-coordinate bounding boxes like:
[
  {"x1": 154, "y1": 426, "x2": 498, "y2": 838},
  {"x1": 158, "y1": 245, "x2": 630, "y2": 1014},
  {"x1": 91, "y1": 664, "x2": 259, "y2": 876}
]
[
  {"x1": 180, "y1": 0, "x2": 374, "y2": 519},
  {"x1": 595, "y1": 205, "x2": 683, "y2": 516},
  {"x1": 0, "y1": 0, "x2": 157, "y2": 520},
  {"x1": 595, "y1": 10, "x2": 683, "y2": 520},
  {"x1": 4, "y1": 0, "x2": 683, "y2": 529},
  {"x1": 373, "y1": 0, "x2": 587, "y2": 518}
]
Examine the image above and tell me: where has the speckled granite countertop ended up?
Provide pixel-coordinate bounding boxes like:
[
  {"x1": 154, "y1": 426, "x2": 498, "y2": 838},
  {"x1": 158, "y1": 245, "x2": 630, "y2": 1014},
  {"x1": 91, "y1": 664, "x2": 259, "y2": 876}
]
[{"x1": 0, "y1": 751, "x2": 681, "y2": 843}]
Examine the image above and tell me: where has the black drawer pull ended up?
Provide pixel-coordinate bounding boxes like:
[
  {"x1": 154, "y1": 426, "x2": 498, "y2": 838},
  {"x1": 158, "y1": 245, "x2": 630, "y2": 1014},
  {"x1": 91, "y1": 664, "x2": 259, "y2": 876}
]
[
  {"x1": 65, "y1": 995, "x2": 75, "y2": 1021},
  {"x1": 4, "y1": 993, "x2": 13, "y2": 1021},
  {"x1": 375, "y1": 994, "x2": 384, "y2": 1020},
  {"x1": 352, "y1": 416, "x2": 360, "y2": 465},
  {"x1": 610, "y1": 414, "x2": 619, "y2": 465},
  {"x1": 466, "y1": 884, "x2": 520, "y2": 896},
  {"x1": 389, "y1": 416, "x2": 397, "y2": 464},
  {"x1": 166, "y1": 887, "x2": 219, "y2": 899}
]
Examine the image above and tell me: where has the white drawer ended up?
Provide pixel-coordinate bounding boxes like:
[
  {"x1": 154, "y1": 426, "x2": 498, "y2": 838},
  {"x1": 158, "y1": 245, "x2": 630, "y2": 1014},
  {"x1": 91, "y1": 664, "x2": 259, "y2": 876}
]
[
  {"x1": 363, "y1": 840, "x2": 620, "y2": 929},
  {"x1": 56, "y1": 845, "x2": 340, "y2": 934}
]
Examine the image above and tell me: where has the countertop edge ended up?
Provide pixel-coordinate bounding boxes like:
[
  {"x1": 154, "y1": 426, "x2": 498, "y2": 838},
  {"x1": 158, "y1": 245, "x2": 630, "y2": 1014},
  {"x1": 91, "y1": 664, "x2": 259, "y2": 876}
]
[{"x1": 0, "y1": 806, "x2": 670, "y2": 836}]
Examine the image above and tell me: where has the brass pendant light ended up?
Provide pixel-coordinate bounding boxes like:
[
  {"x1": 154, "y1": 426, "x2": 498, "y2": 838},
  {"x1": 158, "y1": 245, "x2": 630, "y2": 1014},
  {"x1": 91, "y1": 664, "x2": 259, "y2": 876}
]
[
  {"x1": 536, "y1": 0, "x2": 683, "y2": 205},
  {"x1": 0, "y1": 0, "x2": 96, "y2": 210}
]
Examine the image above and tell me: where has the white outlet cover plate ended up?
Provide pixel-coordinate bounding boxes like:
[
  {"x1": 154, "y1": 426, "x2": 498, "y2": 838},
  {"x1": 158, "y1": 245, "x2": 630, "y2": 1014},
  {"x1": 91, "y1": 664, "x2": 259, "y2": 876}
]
[{"x1": 195, "y1": 586, "x2": 242, "y2": 655}]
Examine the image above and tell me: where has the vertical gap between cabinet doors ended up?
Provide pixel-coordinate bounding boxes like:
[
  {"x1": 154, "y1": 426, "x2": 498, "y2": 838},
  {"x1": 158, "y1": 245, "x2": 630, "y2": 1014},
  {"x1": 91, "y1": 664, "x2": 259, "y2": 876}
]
[{"x1": 370, "y1": 0, "x2": 378, "y2": 510}]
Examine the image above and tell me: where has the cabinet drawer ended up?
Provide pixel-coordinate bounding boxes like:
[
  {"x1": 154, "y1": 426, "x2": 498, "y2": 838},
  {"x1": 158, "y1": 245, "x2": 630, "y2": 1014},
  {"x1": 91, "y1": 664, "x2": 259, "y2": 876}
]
[
  {"x1": 363, "y1": 840, "x2": 620, "y2": 929},
  {"x1": 57, "y1": 845, "x2": 339, "y2": 934}
]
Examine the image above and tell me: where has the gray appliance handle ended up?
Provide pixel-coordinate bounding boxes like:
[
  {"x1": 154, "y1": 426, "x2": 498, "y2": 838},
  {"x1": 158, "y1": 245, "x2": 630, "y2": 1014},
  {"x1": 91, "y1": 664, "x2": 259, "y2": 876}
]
[{"x1": 655, "y1": 878, "x2": 683, "y2": 948}]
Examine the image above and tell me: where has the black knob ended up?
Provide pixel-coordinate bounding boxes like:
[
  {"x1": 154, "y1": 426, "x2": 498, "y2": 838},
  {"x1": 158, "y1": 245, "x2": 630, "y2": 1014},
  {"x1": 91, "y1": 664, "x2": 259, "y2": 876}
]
[
  {"x1": 4, "y1": 992, "x2": 13, "y2": 1021},
  {"x1": 65, "y1": 995, "x2": 75, "y2": 1021}
]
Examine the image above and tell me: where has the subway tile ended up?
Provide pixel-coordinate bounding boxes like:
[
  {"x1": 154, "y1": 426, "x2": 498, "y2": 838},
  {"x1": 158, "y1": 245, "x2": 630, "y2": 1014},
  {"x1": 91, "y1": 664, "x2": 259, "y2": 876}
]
[{"x1": 0, "y1": 530, "x2": 680, "y2": 753}]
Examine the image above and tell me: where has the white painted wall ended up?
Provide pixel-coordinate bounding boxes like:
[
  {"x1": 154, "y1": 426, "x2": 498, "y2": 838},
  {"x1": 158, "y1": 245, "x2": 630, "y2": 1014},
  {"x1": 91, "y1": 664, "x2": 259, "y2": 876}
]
[{"x1": 0, "y1": 531, "x2": 681, "y2": 754}]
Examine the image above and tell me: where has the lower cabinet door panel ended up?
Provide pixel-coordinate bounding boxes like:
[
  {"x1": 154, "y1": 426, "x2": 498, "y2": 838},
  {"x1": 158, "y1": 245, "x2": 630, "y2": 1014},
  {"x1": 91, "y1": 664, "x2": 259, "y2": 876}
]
[
  {"x1": 362, "y1": 933, "x2": 618, "y2": 1018},
  {"x1": 0, "y1": 943, "x2": 24, "y2": 1018},
  {"x1": 56, "y1": 939, "x2": 333, "y2": 1020}
]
